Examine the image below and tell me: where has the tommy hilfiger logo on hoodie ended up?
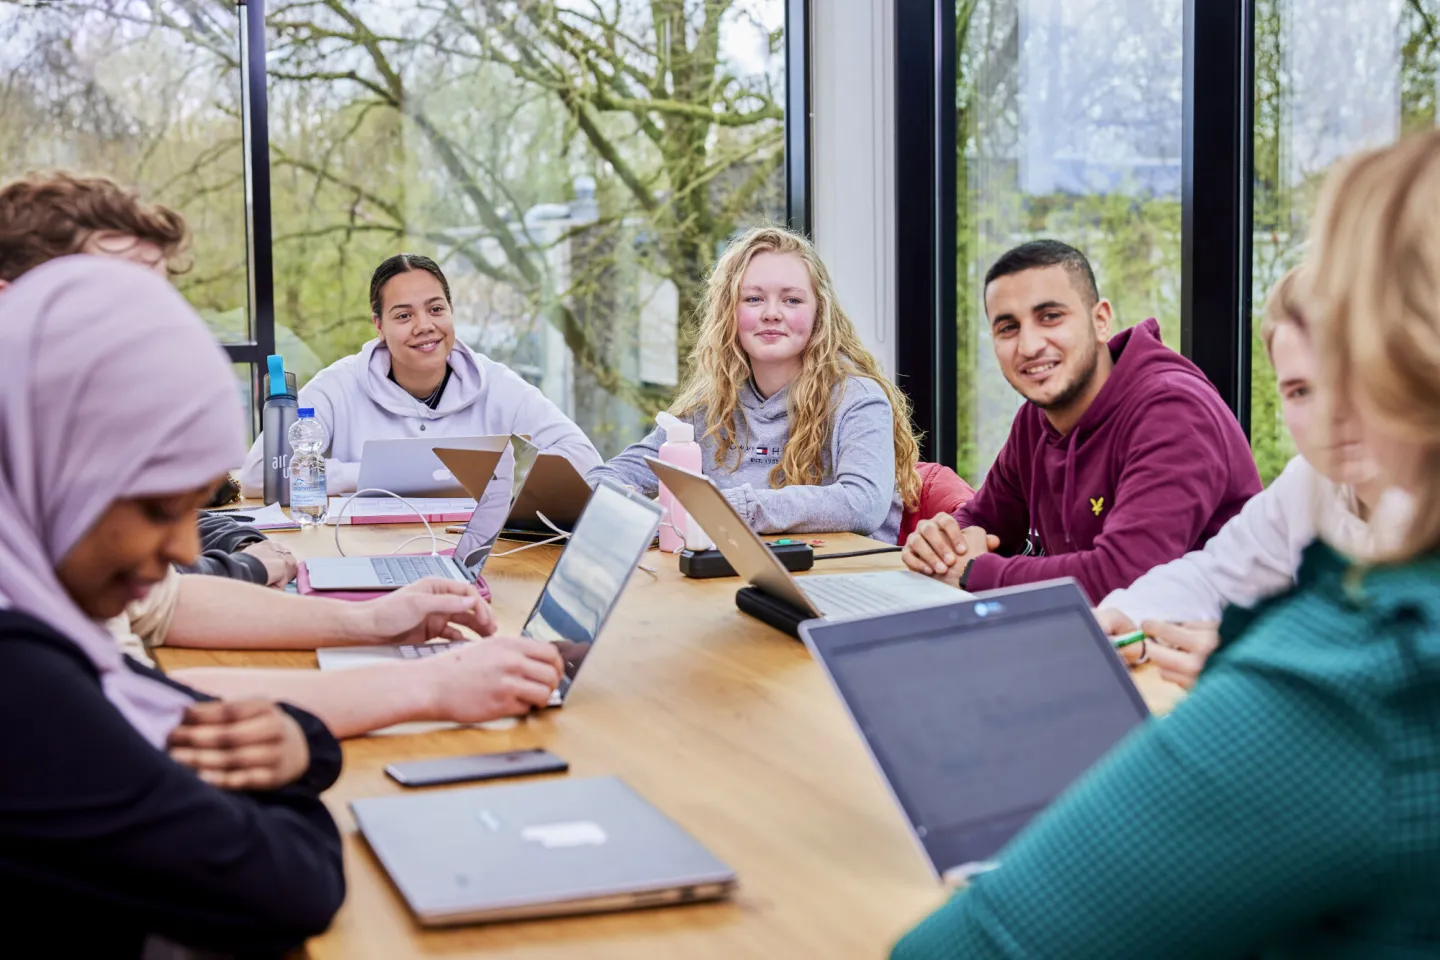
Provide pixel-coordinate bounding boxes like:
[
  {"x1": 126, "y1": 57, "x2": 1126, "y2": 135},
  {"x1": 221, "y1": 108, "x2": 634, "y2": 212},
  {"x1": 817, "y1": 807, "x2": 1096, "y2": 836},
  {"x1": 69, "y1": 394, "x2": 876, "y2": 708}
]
[{"x1": 750, "y1": 444, "x2": 783, "y2": 465}]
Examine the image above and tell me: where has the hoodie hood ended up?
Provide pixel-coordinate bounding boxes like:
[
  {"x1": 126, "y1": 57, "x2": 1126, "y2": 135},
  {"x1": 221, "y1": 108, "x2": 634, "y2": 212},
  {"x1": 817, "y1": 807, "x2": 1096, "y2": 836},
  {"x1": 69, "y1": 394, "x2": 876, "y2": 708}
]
[
  {"x1": 359, "y1": 338, "x2": 486, "y2": 419},
  {"x1": 1048, "y1": 318, "x2": 1198, "y2": 445},
  {"x1": 741, "y1": 378, "x2": 791, "y2": 426}
]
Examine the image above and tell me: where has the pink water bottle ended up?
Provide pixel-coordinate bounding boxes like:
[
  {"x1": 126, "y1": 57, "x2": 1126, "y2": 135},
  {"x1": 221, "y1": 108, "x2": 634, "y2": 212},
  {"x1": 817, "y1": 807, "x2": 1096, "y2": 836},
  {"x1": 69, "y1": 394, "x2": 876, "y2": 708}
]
[{"x1": 656, "y1": 412, "x2": 702, "y2": 553}]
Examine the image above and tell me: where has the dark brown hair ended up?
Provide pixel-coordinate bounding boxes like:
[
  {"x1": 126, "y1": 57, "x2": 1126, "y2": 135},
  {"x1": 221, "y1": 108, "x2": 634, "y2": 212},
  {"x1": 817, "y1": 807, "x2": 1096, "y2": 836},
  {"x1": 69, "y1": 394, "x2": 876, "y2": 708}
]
[
  {"x1": 984, "y1": 239, "x2": 1100, "y2": 308},
  {"x1": 368, "y1": 253, "x2": 452, "y2": 318},
  {"x1": 0, "y1": 171, "x2": 189, "y2": 282}
]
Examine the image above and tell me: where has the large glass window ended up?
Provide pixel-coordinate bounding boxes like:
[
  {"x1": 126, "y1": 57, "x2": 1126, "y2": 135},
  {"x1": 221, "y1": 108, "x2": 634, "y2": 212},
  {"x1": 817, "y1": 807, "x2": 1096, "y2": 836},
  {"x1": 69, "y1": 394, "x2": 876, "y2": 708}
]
[
  {"x1": 1249, "y1": 0, "x2": 1437, "y2": 483},
  {"x1": 263, "y1": 0, "x2": 787, "y2": 456},
  {"x1": 954, "y1": 0, "x2": 1184, "y2": 482},
  {"x1": 0, "y1": 1, "x2": 249, "y2": 341}
]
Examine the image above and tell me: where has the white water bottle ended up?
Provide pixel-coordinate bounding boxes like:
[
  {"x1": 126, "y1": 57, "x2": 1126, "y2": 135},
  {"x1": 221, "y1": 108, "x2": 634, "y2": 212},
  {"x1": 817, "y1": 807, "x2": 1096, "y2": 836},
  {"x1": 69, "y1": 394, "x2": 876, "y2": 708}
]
[
  {"x1": 656, "y1": 412, "x2": 702, "y2": 553},
  {"x1": 287, "y1": 408, "x2": 328, "y2": 527}
]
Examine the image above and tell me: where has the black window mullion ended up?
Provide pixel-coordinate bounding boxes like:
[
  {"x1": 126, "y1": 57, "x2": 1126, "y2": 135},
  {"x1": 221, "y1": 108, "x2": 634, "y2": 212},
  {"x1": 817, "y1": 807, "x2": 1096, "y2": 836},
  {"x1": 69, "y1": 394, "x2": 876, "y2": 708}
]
[
  {"x1": 895, "y1": 0, "x2": 956, "y2": 467},
  {"x1": 1181, "y1": 0, "x2": 1255, "y2": 434},
  {"x1": 785, "y1": 0, "x2": 813, "y2": 236}
]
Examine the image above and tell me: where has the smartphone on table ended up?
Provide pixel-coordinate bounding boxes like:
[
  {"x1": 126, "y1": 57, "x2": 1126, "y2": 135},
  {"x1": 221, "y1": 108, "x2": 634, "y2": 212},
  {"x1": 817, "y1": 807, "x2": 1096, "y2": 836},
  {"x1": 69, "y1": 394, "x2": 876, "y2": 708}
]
[{"x1": 385, "y1": 748, "x2": 568, "y2": 787}]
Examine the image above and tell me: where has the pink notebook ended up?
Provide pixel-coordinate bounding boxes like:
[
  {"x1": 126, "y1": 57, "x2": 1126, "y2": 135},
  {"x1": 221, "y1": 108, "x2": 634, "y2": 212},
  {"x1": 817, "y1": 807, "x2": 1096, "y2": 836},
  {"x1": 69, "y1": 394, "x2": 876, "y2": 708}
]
[{"x1": 296, "y1": 549, "x2": 491, "y2": 602}]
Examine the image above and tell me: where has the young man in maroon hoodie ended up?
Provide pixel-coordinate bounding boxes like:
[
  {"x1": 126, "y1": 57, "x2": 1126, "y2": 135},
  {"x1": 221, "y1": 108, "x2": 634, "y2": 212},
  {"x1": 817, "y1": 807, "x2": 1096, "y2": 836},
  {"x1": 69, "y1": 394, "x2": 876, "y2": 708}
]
[{"x1": 901, "y1": 240, "x2": 1262, "y2": 603}]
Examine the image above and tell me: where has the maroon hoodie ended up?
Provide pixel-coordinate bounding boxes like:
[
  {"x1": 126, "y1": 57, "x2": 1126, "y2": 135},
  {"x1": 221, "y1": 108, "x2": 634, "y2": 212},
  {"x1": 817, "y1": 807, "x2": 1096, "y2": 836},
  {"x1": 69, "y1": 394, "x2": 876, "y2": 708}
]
[{"x1": 955, "y1": 318, "x2": 1261, "y2": 603}]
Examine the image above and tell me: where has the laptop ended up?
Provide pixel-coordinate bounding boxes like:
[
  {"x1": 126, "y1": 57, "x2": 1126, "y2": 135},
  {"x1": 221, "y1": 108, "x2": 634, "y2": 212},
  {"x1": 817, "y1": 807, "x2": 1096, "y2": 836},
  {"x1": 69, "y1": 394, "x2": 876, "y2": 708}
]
[
  {"x1": 500, "y1": 435, "x2": 594, "y2": 539},
  {"x1": 357, "y1": 435, "x2": 506, "y2": 497},
  {"x1": 304, "y1": 445, "x2": 506, "y2": 592},
  {"x1": 646, "y1": 458, "x2": 964, "y2": 623},
  {"x1": 318, "y1": 480, "x2": 662, "y2": 700},
  {"x1": 351, "y1": 775, "x2": 737, "y2": 925},
  {"x1": 798, "y1": 580, "x2": 1150, "y2": 883}
]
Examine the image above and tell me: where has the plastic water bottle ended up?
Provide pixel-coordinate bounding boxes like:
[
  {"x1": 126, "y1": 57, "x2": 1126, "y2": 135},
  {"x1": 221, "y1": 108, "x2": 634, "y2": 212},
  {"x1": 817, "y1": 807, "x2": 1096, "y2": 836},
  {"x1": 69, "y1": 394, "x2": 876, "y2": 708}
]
[{"x1": 287, "y1": 409, "x2": 328, "y2": 527}]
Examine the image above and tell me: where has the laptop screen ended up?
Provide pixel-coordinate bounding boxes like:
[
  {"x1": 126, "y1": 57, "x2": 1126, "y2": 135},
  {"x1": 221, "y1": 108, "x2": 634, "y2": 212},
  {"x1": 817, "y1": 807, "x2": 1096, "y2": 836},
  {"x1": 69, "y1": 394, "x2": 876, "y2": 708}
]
[
  {"x1": 455, "y1": 436, "x2": 543, "y2": 573},
  {"x1": 808, "y1": 585, "x2": 1148, "y2": 875},
  {"x1": 521, "y1": 483, "x2": 661, "y2": 695}
]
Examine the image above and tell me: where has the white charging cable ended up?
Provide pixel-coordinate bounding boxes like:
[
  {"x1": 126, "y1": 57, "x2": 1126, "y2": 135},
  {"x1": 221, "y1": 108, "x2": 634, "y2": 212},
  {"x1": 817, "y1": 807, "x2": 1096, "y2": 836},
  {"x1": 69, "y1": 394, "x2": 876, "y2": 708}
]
[
  {"x1": 488, "y1": 510, "x2": 657, "y2": 576},
  {"x1": 331, "y1": 487, "x2": 454, "y2": 557},
  {"x1": 488, "y1": 510, "x2": 572, "y2": 558}
]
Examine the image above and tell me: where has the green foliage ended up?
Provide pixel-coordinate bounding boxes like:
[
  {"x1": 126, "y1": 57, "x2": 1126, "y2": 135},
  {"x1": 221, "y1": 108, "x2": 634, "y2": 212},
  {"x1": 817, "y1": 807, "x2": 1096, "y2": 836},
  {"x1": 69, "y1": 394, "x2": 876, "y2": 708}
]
[{"x1": 0, "y1": 0, "x2": 785, "y2": 453}]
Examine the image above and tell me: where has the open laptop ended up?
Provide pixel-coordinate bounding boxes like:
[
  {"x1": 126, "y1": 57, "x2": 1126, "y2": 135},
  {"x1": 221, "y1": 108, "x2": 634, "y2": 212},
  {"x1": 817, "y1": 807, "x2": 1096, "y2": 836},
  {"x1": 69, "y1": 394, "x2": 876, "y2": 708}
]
[
  {"x1": 500, "y1": 435, "x2": 594, "y2": 539},
  {"x1": 357, "y1": 435, "x2": 506, "y2": 497},
  {"x1": 352, "y1": 775, "x2": 736, "y2": 925},
  {"x1": 304, "y1": 445, "x2": 506, "y2": 591},
  {"x1": 646, "y1": 458, "x2": 964, "y2": 622},
  {"x1": 798, "y1": 580, "x2": 1150, "y2": 883},
  {"x1": 318, "y1": 480, "x2": 662, "y2": 701}
]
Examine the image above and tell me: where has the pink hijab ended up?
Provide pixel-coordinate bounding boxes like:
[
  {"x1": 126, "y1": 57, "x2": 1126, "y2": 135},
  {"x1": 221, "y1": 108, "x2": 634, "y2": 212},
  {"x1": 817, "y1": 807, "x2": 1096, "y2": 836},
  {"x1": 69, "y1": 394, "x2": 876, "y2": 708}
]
[{"x1": 0, "y1": 256, "x2": 247, "y2": 747}]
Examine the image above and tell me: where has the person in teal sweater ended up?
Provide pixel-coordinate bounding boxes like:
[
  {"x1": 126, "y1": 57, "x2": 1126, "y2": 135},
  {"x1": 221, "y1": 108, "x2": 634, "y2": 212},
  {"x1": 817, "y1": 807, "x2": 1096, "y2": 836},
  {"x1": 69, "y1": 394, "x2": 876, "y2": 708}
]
[{"x1": 891, "y1": 131, "x2": 1440, "y2": 959}]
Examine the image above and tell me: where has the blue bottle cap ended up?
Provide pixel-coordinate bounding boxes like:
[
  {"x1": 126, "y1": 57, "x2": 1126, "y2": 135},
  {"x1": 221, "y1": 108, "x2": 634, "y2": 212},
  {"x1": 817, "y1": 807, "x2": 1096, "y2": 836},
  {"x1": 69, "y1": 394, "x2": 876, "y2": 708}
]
[
  {"x1": 298, "y1": 407, "x2": 315, "y2": 417},
  {"x1": 266, "y1": 355, "x2": 287, "y2": 397}
]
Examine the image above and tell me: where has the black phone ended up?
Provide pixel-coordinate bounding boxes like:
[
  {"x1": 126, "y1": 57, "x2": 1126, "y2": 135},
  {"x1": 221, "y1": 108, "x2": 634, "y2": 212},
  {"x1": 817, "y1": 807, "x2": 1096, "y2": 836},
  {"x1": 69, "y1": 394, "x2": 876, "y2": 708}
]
[{"x1": 384, "y1": 748, "x2": 568, "y2": 787}]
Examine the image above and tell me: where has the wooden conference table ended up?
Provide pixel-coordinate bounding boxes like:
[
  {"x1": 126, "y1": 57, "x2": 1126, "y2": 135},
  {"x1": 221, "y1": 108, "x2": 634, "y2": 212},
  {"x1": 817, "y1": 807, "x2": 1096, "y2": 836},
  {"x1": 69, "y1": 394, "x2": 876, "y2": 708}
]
[{"x1": 156, "y1": 517, "x2": 1185, "y2": 960}]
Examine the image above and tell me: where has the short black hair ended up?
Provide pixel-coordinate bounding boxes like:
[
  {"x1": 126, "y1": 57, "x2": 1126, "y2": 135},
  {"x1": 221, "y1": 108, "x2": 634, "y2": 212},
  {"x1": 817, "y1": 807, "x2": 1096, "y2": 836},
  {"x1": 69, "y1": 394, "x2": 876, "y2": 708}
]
[
  {"x1": 983, "y1": 240, "x2": 1099, "y2": 308},
  {"x1": 369, "y1": 253, "x2": 452, "y2": 317}
]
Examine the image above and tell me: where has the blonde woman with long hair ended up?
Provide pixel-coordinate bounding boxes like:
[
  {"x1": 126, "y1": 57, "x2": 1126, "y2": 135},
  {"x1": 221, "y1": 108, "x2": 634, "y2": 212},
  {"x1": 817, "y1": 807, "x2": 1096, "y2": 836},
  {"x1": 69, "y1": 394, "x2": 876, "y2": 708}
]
[
  {"x1": 893, "y1": 131, "x2": 1440, "y2": 960},
  {"x1": 589, "y1": 226, "x2": 921, "y2": 543}
]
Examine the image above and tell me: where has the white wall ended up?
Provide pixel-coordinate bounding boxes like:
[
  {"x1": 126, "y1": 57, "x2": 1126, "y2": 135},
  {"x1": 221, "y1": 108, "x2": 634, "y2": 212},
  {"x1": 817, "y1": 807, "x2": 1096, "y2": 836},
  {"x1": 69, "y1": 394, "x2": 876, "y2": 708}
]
[{"x1": 810, "y1": 0, "x2": 897, "y2": 375}]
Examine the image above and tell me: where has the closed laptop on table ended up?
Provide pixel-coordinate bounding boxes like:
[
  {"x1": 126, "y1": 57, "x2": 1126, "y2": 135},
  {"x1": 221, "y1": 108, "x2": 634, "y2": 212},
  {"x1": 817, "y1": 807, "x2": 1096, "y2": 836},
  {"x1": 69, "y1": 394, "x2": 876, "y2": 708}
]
[{"x1": 352, "y1": 775, "x2": 737, "y2": 925}]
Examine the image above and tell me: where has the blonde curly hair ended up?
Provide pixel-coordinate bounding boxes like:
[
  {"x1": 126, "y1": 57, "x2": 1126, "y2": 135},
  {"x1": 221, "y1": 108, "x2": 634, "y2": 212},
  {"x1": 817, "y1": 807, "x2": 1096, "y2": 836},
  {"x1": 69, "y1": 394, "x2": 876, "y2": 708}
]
[{"x1": 671, "y1": 225, "x2": 922, "y2": 509}]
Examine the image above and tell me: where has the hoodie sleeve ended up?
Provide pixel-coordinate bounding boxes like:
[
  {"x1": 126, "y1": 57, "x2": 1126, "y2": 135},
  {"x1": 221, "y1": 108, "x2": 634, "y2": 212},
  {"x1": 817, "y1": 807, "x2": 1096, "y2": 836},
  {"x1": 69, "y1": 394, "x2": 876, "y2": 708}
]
[
  {"x1": 586, "y1": 424, "x2": 667, "y2": 496},
  {"x1": 1098, "y1": 457, "x2": 1310, "y2": 624},
  {"x1": 949, "y1": 418, "x2": 1033, "y2": 552},
  {"x1": 961, "y1": 393, "x2": 1253, "y2": 602},
  {"x1": 722, "y1": 389, "x2": 897, "y2": 538},
  {"x1": 498, "y1": 369, "x2": 603, "y2": 475}
]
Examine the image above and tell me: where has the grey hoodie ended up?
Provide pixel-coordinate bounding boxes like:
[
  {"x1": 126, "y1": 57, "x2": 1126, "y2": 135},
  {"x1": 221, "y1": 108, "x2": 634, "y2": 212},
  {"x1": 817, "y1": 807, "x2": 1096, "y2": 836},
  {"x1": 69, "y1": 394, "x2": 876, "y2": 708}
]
[{"x1": 587, "y1": 376, "x2": 903, "y2": 543}]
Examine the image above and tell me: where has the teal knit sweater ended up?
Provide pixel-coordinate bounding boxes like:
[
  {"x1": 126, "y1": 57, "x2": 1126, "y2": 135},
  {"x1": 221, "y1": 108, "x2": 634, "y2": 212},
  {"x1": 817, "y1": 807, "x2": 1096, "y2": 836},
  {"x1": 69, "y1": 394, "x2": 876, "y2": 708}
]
[{"x1": 891, "y1": 542, "x2": 1440, "y2": 959}]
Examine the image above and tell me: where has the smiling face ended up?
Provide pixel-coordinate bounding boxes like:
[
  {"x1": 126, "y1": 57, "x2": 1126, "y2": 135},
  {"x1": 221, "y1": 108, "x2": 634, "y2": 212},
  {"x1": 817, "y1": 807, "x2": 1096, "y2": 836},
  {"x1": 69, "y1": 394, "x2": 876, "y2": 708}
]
[
  {"x1": 735, "y1": 251, "x2": 817, "y2": 389},
  {"x1": 55, "y1": 482, "x2": 218, "y2": 619},
  {"x1": 373, "y1": 269, "x2": 455, "y2": 381},
  {"x1": 985, "y1": 264, "x2": 1113, "y2": 418}
]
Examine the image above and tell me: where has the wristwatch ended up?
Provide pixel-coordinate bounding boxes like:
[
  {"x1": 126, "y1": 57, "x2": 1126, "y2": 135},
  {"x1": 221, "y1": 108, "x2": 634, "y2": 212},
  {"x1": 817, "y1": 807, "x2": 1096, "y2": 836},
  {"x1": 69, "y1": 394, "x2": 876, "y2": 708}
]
[{"x1": 958, "y1": 556, "x2": 978, "y2": 591}]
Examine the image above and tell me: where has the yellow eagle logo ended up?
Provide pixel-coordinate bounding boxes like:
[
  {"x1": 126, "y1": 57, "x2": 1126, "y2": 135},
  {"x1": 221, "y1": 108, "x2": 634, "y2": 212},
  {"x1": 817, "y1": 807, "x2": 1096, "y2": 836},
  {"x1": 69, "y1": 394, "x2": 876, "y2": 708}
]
[{"x1": 1090, "y1": 496, "x2": 1105, "y2": 516}]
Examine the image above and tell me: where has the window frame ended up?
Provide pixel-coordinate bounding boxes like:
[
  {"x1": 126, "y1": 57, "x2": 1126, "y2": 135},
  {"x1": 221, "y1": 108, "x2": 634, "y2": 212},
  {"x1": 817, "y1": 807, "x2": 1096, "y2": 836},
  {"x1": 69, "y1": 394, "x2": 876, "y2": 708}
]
[{"x1": 895, "y1": 0, "x2": 1260, "y2": 467}]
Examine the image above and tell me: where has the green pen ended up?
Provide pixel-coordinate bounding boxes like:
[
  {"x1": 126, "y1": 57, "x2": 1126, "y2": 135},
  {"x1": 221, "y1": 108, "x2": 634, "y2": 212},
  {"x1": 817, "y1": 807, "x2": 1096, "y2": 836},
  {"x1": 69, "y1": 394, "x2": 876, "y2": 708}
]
[{"x1": 1111, "y1": 629, "x2": 1147, "y2": 649}]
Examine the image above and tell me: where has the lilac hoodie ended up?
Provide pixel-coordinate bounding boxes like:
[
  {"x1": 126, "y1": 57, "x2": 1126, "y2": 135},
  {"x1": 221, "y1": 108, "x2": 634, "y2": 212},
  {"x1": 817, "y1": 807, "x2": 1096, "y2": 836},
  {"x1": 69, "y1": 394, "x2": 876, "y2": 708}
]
[{"x1": 955, "y1": 319, "x2": 1261, "y2": 602}]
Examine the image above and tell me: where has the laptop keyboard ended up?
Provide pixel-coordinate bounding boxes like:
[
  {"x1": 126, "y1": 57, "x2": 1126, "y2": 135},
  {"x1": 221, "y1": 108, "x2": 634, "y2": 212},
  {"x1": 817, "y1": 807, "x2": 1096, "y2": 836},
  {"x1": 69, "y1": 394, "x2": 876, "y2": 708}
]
[
  {"x1": 371, "y1": 555, "x2": 459, "y2": 586},
  {"x1": 396, "y1": 641, "x2": 468, "y2": 660},
  {"x1": 799, "y1": 575, "x2": 931, "y2": 619}
]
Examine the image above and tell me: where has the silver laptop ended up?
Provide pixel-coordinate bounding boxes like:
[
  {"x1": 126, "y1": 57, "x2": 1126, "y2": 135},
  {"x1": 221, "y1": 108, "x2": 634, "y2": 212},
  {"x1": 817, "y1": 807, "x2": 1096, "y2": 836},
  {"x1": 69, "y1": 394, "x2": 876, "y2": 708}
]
[
  {"x1": 318, "y1": 480, "x2": 662, "y2": 697},
  {"x1": 305, "y1": 445, "x2": 507, "y2": 592},
  {"x1": 357, "y1": 435, "x2": 507, "y2": 497},
  {"x1": 352, "y1": 775, "x2": 736, "y2": 926},
  {"x1": 646, "y1": 458, "x2": 965, "y2": 620},
  {"x1": 799, "y1": 580, "x2": 1150, "y2": 883},
  {"x1": 499, "y1": 435, "x2": 593, "y2": 538}
]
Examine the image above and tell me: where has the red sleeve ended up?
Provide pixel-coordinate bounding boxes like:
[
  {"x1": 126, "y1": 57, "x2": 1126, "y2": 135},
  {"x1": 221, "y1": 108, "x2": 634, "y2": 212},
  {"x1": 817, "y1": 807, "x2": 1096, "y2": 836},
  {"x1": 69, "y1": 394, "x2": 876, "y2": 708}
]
[{"x1": 953, "y1": 416, "x2": 1031, "y2": 554}]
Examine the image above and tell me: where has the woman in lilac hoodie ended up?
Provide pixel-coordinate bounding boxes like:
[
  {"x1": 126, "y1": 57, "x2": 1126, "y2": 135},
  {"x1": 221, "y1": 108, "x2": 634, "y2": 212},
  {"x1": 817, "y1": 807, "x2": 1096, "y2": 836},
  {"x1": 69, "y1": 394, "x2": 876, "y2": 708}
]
[{"x1": 239, "y1": 254, "x2": 600, "y2": 518}]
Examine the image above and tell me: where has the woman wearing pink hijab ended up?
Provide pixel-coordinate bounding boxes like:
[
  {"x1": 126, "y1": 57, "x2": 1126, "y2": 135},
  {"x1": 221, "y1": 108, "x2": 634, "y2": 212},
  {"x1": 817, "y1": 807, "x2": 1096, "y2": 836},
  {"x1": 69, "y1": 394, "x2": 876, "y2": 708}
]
[{"x1": 0, "y1": 257, "x2": 344, "y2": 956}]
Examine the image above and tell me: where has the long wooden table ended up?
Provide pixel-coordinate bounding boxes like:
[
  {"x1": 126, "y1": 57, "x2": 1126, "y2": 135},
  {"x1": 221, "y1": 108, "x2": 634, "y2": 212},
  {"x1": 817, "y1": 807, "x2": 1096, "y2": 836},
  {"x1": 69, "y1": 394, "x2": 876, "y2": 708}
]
[{"x1": 156, "y1": 520, "x2": 1183, "y2": 959}]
